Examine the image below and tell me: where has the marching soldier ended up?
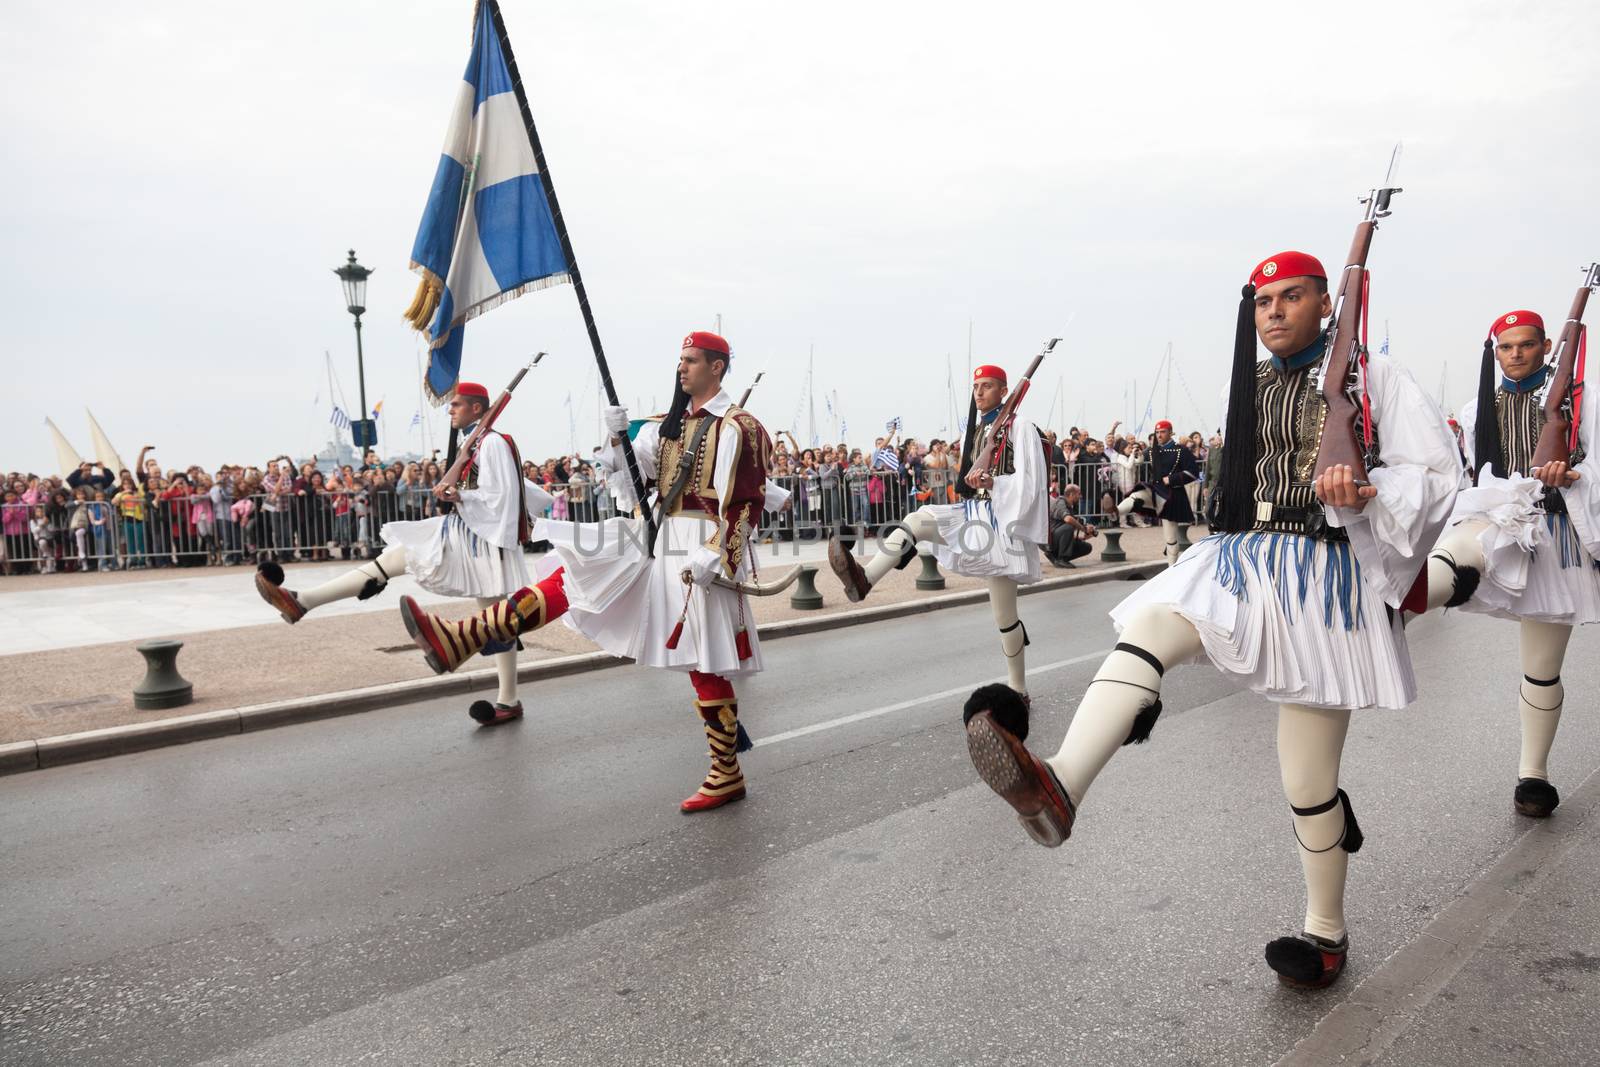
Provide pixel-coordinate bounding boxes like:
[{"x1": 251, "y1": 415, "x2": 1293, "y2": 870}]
[
  {"x1": 398, "y1": 332, "x2": 776, "y2": 813},
  {"x1": 962, "y1": 251, "x2": 1461, "y2": 988}
]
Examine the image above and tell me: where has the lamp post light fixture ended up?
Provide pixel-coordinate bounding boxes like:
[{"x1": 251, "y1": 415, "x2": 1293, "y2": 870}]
[{"x1": 333, "y1": 249, "x2": 376, "y2": 451}]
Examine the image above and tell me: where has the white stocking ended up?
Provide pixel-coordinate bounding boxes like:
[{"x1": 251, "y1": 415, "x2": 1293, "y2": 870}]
[
  {"x1": 297, "y1": 544, "x2": 407, "y2": 611},
  {"x1": 1422, "y1": 521, "x2": 1489, "y2": 612},
  {"x1": 987, "y1": 577, "x2": 1027, "y2": 694},
  {"x1": 864, "y1": 507, "x2": 944, "y2": 585},
  {"x1": 477, "y1": 594, "x2": 521, "y2": 706},
  {"x1": 1161, "y1": 519, "x2": 1183, "y2": 566},
  {"x1": 1047, "y1": 604, "x2": 1202, "y2": 806},
  {"x1": 1518, "y1": 619, "x2": 1571, "y2": 781},
  {"x1": 1117, "y1": 488, "x2": 1153, "y2": 520},
  {"x1": 1278, "y1": 702, "x2": 1353, "y2": 943}
]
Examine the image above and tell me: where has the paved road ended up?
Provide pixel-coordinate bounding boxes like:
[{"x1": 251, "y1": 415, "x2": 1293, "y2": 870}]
[{"x1": 2, "y1": 577, "x2": 1598, "y2": 1065}]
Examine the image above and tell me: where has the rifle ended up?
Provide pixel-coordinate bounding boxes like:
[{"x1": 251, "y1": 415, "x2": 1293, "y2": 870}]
[
  {"x1": 436, "y1": 352, "x2": 544, "y2": 491},
  {"x1": 737, "y1": 371, "x2": 765, "y2": 409},
  {"x1": 970, "y1": 337, "x2": 1060, "y2": 475},
  {"x1": 1312, "y1": 148, "x2": 1403, "y2": 485},
  {"x1": 1530, "y1": 262, "x2": 1600, "y2": 472}
]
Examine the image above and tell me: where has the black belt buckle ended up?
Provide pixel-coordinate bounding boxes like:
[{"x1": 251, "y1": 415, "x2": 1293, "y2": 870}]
[{"x1": 1302, "y1": 503, "x2": 1330, "y2": 539}]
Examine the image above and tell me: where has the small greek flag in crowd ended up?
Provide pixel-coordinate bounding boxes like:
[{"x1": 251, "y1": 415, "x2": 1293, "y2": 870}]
[
  {"x1": 840, "y1": 419, "x2": 848, "y2": 439},
  {"x1": 957, "y1": 414, "x2": 969, "y2": 436},
  {"x1": 875, "y1": 446, "x2": 901, "y2": 472},
  {"x1": 404, "y1": 1, "x2": 571, "y2": 402},
  {"x1": 885, "y1": 416, "x2": 902, "y2": 433},
  {"x1": 1379, "y1": 334, "x2": 1390, "y2": 356},
  {"x1": 330, "y1": 406, "x2": 352, "y2": 432},
  {"x1": 410, "y1": 410, "x2": 422, "y2": 429}
]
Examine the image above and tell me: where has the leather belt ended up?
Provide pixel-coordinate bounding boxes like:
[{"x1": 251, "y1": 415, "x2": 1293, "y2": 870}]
[{"x1": 1251, "y1": 501, "x2": 1348, "y2": 542}]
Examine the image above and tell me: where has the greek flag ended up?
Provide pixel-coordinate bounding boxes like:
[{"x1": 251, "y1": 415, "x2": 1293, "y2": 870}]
[
  {"x1": 330, "y1": 406, "x2": 352, "y2": 432},
  {"x1": 885, "y1": 416, "x2": 902, "y2": 433},
  {"x1": 404, "y1": 1, "x2": 570, "y2": 402},
  {"x1": 410, "y1": 410, "x2": 422, "y2": 430},
  {"x1": 875, "y1": 447, "x2": 901, "y2": 472}
]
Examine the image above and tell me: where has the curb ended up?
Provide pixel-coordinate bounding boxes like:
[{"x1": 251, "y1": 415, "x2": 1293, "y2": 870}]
[{"x1": 0, "y1": 560, "x2": 1154, "y2": 776}]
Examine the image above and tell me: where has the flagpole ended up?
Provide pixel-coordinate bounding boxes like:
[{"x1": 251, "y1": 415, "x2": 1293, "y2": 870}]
[{"x1": 484, "y1": 0, "x2": 653, "y2": 545}]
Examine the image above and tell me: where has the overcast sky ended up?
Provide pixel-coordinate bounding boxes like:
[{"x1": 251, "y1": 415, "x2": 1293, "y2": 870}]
[{"x1": 5, "y1": 0, "x2": 1597, "y2": 474}]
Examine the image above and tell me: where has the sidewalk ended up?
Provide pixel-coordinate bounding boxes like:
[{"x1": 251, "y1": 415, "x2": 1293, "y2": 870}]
[{"x1": 1, "y1": 526, "x2": 1174, "y2": 746}]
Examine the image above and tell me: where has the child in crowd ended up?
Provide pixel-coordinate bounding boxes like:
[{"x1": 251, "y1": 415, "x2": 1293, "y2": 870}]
[
  {"x1": 190, "y1": 473, "x2": 217, "y2": 564},
  {"x1": 31, "y1": 505, "x2": 54, "y2": 573},
  {"x1": 89, "y1": 489, "x2": 114, "y2": 569},
  {"x1": 70, "y1": 487, "x2": 93, "y2": 570}
]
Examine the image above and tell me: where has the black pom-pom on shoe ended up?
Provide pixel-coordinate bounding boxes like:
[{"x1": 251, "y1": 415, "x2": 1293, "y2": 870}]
[
  {"x1": 1514, "y1": 777, "x2": 1560, "y2": 818},
  {"x1": 257, "y1": 560, "x2": 285, "y2": 586},
  {"x1": 1265, "y1": 932, "x2": 1347, "y2": 989},
  {"x1": 963, "y1": 683, "x2": 1029, "y2": 742},
  {"x1": 468, "y1": 700, "x2": 523, "y2": 726}
]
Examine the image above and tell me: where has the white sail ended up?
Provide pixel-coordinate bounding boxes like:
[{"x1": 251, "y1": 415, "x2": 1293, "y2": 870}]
[
  {"x1": 45, "y1": 417, "x2": 84, "y2": 478},
  {"x1": 84, "y1": 408, "x2": 128, "y2": 475}
]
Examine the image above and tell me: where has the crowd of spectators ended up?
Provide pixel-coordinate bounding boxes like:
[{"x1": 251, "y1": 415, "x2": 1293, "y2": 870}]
[{"x1": 2, "y1": 423, "x2": 1221, "y2": 577}]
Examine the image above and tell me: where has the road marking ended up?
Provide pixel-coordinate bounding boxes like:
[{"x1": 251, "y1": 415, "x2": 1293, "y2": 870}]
[{"x1": 757, "y1": 648, "x2": 1110, "y2": 747}]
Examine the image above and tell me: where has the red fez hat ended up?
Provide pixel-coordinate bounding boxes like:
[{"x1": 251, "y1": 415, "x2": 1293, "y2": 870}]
[
  {"x1": 973, "y1": 364, "x2": 1007, "y2": 385},
  {"x1": 1489, "y1": 310, "x2": 1544, "y2": 339},
  {"x1": 682, "y1": 330, "x2": 730, "y2": 356},
  {"x1": 455, "y1": 381, "x2": 490, "y2": 401},
  {"x1": 1155, "y1": 419, "x2": 1173, "y2": 432},
  {"x1": 1249, "y1": 251, "x2": 1327, "y2": 290}
]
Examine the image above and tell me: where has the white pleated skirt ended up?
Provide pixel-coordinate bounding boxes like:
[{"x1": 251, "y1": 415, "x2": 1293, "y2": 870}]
[
  {"x1": 1111, "y1": 531, "x2": 1414, "y2": 710},
  {"x1": 379, "y1": 512, "x2": 529, "y2": 598},
  {"x1": 1462, "y1": 510, "x2": 1600, "y2": 625},
  {"x1": 928, "y1": 501, "x2": 1042, "y2": 583},
  {"x1": 532, "y1": 514, "x2": 762, "y2": 677}
]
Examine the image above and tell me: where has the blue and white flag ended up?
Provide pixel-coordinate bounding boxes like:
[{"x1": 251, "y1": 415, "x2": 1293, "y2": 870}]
[
  {"x1": 410, "y1": 410, "x2": 422, "y2": 430},
  {"x1": 405, "y1": 2, "x2": 570, "y2": 402},
  {"x1": 330, "y1": 406, "x2": 352, "y2": 432},
  {"x1": 874, "y1": 446, "x2": 901, "y2": 472},
  {"x1": 885, "y1": 416, "x2": 902, "y2": 433}
]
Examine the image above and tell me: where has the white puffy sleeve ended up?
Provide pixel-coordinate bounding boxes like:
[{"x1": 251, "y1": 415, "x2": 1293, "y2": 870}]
[
  {"x1": 763, "y1": 479, "x2": 792, "y2": 512},
  {"x1": 1323, "y1": 358, "x2": 1464, "y2": 606},
  {"x1": 454, "y1": 433, "x2": 523, "y2": 548},
  {"x1": 992, "y1": 417, "x2": 1049, "y2": 546},
  {"x1": 598, "y1": 422, "x2": 660, "y2": 513},
  {"x1": 523, "y1": 479, "x2": 554, "y2": 516},
  {"x1": 1558, "y1": 369, "x2": 1600, "y2": 555}
]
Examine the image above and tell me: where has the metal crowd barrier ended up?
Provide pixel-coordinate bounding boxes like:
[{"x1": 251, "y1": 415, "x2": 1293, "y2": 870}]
[{"x1": 1, "y1": 457, "x2": 1212, "y2": 575}]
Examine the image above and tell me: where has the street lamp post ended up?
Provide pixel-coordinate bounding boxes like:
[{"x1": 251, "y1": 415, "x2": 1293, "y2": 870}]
[{"x1": 333, "y1": 249, "x2": 374, "y2": 453}]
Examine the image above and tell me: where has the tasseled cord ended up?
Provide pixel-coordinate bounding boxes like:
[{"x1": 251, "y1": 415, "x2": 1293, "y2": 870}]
[
  {"x1": 734, "y1": 722, "x2": 754, "y2": 753},
  {"x1": 1472, "y1": 336, "x2": 1499, "y2": 484},
  {"x1": 1216, "y1": 283, "x2": 1260, "y2": 533}
]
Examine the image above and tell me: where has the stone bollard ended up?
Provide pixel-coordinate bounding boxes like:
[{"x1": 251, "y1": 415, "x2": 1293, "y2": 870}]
[
  {"x1": 789, "y1": 564, "x2": 824, "y2": 610},
  {"x1": 1100, "y1": 529, "x2": 1127, "y2": 563},
  {"x1": 1174, "y1": 523, "x2": 1193, "y2": 557},
  {"x1": 915, "y1": 550, "x2": 946, "y2": 591},
  {"x1": 133, "y1": 639, "x2": 194, "y2": 710}
]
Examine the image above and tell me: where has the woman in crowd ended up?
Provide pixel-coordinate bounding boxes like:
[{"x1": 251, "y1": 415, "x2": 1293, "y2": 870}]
[{"x1": 301, "y1": 470, "x2": 333, "y2": 560}]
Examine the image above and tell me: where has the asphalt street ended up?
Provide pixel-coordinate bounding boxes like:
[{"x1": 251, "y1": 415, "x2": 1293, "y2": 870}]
[{"x1": 2, "y1": 576, "x2": 1598, "y2": 1066}]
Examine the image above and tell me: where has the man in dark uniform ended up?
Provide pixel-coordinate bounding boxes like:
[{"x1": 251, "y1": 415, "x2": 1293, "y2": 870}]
[{"x1": 1117, "y1": 419, "x2": 1200, "y2": 565}]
